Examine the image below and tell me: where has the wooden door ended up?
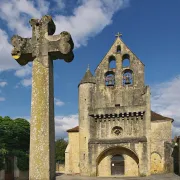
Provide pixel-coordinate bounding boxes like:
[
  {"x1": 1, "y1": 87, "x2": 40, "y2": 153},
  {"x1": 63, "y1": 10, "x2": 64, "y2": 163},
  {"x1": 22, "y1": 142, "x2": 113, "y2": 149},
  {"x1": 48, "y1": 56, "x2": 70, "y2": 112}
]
[
  {"x1": 111, "y1": 155, "x2": 124, "y2": 175},
  {"x1": 111, "y1": 161, "x2": 124, "y2": 175}
]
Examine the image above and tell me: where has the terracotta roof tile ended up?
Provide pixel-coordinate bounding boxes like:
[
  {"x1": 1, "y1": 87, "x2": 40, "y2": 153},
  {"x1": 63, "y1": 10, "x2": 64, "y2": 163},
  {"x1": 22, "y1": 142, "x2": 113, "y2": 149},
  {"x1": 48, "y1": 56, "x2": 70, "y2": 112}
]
[
  {"x1": 67, "y1": 126, "x2": 79, "y2": 132},
  {"x1": 151, "y1": 111, "x2": 173, "y2": 122}
]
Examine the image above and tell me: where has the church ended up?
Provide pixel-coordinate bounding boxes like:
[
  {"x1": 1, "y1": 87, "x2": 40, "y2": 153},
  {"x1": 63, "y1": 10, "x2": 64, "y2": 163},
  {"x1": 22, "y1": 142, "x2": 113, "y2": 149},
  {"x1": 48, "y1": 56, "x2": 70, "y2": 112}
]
[{"x1": 65, "y1": 33, "x2": 174, "y2": 177}]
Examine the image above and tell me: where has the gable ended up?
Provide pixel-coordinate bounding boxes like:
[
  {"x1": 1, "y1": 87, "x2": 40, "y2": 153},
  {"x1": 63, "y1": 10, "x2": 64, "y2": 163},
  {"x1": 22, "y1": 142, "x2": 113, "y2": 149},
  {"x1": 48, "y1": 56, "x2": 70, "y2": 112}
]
[{"x1": 94, "y1": 36, "x2": 145, "y2": 88}]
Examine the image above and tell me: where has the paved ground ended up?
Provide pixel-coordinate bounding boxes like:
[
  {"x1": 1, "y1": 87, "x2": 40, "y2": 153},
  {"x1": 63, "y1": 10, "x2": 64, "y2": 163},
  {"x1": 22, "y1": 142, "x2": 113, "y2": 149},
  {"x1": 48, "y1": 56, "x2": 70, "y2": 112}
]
[{"x1": 56, "y1": 173, "x2": 180, "y2": 180}]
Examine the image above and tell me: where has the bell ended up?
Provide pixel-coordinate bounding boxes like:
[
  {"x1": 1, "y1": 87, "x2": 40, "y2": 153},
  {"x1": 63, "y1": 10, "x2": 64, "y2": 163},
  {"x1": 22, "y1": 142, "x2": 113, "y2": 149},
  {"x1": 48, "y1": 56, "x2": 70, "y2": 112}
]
[{"x1": 124, "y1": 74, "x2": 131, "y2": 85}]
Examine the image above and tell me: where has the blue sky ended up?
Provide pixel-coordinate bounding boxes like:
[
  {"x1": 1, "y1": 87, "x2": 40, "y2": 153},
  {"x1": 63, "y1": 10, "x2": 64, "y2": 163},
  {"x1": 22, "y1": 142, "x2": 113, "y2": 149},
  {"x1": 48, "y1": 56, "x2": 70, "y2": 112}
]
[{"x1": 0, "y1": 0, "x2": 180, "y2": 138}]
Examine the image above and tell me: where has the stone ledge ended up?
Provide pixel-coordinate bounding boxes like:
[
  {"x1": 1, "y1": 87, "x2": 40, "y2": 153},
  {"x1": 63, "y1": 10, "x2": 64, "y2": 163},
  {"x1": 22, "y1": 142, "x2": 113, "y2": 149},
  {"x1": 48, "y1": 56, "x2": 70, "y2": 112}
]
[{"x1": 89, "y1": 136, "x2": 147, "y2": 144}]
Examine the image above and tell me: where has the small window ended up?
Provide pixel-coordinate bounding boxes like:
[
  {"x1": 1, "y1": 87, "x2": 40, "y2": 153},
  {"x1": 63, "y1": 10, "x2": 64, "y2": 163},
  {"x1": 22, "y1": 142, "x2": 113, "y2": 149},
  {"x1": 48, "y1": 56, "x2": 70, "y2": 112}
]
[
  {"x1": 105, "y1": 71, "x2": 115, "y2": 86},
  {"x1": 115, "y1": 104, "x2": 120, "y2": 107},
  {"x1": 123, "y1": 70, "x2": 133, "y2": 85},
  {"x1": 122, "y1": 54, "x2": 130, "y2": 67},
  {"x1": 117, "y1": 45, "x2": 121, "y2": 53},
  {"x1": 109, "y1": 55, "x2": 116, "y2": 69},
  {"x1": 112, "y1": 126, "x2": 123, "y2": 136}
]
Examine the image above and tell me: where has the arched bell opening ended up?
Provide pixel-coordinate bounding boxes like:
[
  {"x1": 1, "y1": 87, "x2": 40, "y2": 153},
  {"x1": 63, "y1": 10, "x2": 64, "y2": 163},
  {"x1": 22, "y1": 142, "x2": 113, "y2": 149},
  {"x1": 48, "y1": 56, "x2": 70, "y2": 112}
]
[
  {"x1": 117, "y1": 45, "x2": 121, "y2": 53},
  {"x1": 105, "y1": 71, "x2": 115, "y2": 86},
  {"x1": 122, "y1": 54, "x2": 130, "y2": 67},
  {"x1": 122, "y1": 69, "x2": 133, "y2": 86},
  {"x1": 109, "y1": 55, "x2": 116, "y2": 69}
]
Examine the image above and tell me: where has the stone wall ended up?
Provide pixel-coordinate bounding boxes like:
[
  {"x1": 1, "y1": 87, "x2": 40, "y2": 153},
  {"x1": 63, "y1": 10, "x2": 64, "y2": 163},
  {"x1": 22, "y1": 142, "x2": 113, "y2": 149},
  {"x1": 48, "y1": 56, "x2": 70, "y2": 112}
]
[
  {"x1": 93, "y1": 116, "x2": 145, "y2": 139},
  {"x1": 98, "y1": 151, "x2": 139, "y2": 177},
  {"x1": 0, "y1": 170, "x2": 4, "y2": 180},
  {"x1": 178, "y1": 137, "x2": 180, "y2": 175},
  {"x1": 77, "y1": 36, "x2": 151, "y2": 177},
  {"x1": 65, "y1": 132, "x2": 80, "y2": 174},
  {"x1": 88, "y1": 141, "x2": 150, "y2": 177},
  {"x1": 79, "y1": 83, "x2": 95, "y2": 175},
  {"x1": 14, "y1": 171, "x2": 29, "y2": 180},
  {"x1": 94, "y1": 38, "x2": 144, "y2": 91},
  {"x1": 150, "y1": 120, "x2": 172, "y2": 174},
  {"x1": 56, "y1": 164, "x2": 65, "y2": 173}
]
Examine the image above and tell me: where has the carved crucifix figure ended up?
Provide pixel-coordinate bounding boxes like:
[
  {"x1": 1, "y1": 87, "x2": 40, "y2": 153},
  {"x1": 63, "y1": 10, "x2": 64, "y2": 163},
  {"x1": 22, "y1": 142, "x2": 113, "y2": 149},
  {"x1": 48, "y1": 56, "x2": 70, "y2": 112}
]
[{"x1": 11, "y1": 15, "x2": 74, "y2": 180}]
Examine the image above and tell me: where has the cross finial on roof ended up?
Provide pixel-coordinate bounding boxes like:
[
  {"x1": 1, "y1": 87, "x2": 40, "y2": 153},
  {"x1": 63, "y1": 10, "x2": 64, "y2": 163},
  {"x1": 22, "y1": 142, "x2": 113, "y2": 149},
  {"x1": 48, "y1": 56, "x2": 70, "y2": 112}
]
[{"x1": 115, "y1": 32, "x2": 122, "y2": 38}]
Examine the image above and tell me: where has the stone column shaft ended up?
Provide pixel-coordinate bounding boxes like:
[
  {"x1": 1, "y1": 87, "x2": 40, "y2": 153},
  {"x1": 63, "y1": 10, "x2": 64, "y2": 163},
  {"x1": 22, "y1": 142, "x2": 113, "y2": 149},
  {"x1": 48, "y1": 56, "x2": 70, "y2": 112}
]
[{"x1": 29, "y1": 57, "x2": 55, "y2": 180}]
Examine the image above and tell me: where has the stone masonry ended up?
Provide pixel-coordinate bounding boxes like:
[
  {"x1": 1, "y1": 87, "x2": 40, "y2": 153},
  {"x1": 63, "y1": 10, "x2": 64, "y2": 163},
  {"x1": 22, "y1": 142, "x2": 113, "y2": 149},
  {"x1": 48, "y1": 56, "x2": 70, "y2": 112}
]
[{"x1": 65, "y1": 33, "x2": 174, "y2": 177}]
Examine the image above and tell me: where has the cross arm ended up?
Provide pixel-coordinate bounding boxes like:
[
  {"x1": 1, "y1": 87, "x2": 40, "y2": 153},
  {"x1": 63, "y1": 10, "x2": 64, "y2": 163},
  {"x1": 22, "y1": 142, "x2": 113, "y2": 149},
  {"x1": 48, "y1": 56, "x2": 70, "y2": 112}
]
[
  {"x1": 45, "y1": 31, "x2": 74, "y2": 62},
  {"x1": 11, "y1": 35, "x2": 34, "y2": 66}
]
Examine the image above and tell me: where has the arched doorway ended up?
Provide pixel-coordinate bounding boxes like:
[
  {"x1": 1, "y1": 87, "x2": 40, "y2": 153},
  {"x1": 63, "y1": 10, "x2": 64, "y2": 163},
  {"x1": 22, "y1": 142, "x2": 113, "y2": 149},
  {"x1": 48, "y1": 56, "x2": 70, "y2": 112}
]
[
  {"x1": 151, "y1": 152, "x2": 163, "y2": 174},
  {"x1": 96, "y1": 146, "x2": 139, "y2": 177},
  {"x1": 111, "y1": 155, "x2": 124, "y2": 175}
]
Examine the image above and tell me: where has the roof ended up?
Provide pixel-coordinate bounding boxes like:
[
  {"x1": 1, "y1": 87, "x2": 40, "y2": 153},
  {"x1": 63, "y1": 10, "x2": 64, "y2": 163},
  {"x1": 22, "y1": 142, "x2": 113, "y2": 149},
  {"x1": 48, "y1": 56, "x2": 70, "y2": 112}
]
[
  {"x1": 67, "y1": 126, "x2": 79, "y2": 132},
  {"x1": 66, "y1": 111, "x2": 173, "y2": 133},
  {"x1": 151, "y1": 111, "x2": 173, "y2": 122},
  {"x1": 79, "y1": 68, "x2": 96, "y2": 86}
]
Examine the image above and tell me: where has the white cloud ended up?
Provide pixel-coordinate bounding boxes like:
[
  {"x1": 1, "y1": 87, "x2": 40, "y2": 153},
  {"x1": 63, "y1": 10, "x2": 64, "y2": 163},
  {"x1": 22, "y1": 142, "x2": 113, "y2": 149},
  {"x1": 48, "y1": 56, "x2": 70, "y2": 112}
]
[
  {"x1": 173, "y1": 126, "x2": 180, "y2": 138},
  {"x1": 0, "y1": 0, "x2": 130, "y2": 71},
  {"x1": 14, "y1": 63, "x2": 32, "y2": 88},
  {"x1": 53, "y1": 0, "x2": 66, "y2": 10},
  {"x1": 0, "y1": 97, "x2": 5, "y2": 101},
  {"x1": 18, "y1": 113, "x2": 78, "y2": 139},
  {"x1": 14, "y1": 0, "x2": 42, "y2": 18},
  {"x1": 0, "y1": 1, "x2": 31, "y2": 37},
  {"x1": 35, "y1": 0, "x2": 49, "y2": 15},
  {"x1": 0, "y1": 29, "x2": 19, "y2": 71},
  {"x1": 0, "y1": 81, "x2": 7, "y2": 87},
  {"x1": 54, "y1": 0, "x2": 129, "y2": 47},
  {"x1": 151, "y1": 75, "x2": 180, "y2": 137},
  {"x1": 14, "y1": 65, "x2": 32, "y2": 78},
  {"x1": 55, "y1": 98, "x2": 65, "y2": 106},
  {"x1": 0, "y1": 0, "x2": 50, "y2": 37},
  {"x1": 55, "y1": 114, "x2": 78, "y2": 139},
  {"x1": 21, "y1": 78, "x2": 32, "y2": 87}
]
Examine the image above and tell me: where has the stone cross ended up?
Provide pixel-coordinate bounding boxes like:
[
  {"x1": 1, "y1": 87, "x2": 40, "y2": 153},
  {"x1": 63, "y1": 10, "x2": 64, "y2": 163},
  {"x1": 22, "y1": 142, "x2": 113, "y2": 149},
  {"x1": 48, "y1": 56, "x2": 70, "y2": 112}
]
[
  {"x1": 11, "y1": 15, "x2": 74, "y2": 180},
  {"x1": 115, "y1": 32, "x2": 122, "y2": 38}
]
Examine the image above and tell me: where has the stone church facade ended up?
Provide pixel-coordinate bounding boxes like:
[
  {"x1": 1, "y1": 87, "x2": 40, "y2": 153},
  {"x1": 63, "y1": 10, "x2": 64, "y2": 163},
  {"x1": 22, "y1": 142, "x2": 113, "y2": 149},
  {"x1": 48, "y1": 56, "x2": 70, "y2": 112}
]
[{"x1": 65, "y1": 34, "x2": 174, "y2": 177}]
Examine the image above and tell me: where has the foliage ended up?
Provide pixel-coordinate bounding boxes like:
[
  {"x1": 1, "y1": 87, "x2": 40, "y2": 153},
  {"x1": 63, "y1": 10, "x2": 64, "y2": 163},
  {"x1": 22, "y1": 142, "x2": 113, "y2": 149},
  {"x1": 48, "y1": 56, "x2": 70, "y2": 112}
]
[
  {"x1": 0, "y1": 155, "x2": 4, "y2": 170},
  {"x1": 0, "y1": 116, "x2": 30, "y2": 170},
  {"x1": 55, "y1": 138, "x2": 68, "y2": 164},
  {"x1": 17, "y1": 152, "x2": 29, "y2": 171}
]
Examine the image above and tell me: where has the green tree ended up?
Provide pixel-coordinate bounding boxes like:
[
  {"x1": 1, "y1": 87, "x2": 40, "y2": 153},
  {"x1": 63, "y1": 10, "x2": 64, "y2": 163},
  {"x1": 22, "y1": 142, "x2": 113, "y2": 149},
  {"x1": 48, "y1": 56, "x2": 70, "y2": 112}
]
[
  {"x1": 0, "y1": 116, "x2": 30, "y2": 170},
  {"x1": 55, "y1": 138, "x2": 68, "y2": 164}
]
